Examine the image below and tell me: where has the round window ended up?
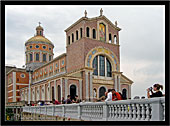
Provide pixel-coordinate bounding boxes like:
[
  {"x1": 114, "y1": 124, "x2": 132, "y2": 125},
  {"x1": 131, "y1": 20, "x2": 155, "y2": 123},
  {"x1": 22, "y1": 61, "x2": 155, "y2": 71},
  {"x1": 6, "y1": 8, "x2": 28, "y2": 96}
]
[
  {"x1": 30, "y1": 45, "x2": 32, "y2": 49},
  {"x1": 20, "y1": 74, "x2": 25, "y2": 78},
  {"x1": 36, "y1": 45, "x2": 39, "y2": 48},
  {"x1": 43, "y1": 46, "x2": 46, "y2": 49},
  {"x1": 49, "y1": 48, "x2": 51, "y2": 50}
]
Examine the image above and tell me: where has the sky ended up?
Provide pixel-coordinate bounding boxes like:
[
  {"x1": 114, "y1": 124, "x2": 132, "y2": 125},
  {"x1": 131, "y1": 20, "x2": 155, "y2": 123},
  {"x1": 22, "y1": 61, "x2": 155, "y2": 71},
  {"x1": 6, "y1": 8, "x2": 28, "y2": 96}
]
[{"x1": 5, "y1": 5, "x2": 165, "y2": 98}]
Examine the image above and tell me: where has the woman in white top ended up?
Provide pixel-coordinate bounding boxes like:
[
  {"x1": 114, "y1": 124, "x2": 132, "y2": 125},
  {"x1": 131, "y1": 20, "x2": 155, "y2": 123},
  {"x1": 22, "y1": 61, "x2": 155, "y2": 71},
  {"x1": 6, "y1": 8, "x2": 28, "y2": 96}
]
[{"x1": 105, "y1": 89, "x2": 113, "y2": 101}]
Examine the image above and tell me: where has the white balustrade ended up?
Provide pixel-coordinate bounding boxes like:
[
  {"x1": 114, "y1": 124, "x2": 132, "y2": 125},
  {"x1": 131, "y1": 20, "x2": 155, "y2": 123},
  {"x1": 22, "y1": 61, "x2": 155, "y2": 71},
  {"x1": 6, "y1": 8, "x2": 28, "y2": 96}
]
[{"x1": 22, "y1": 97, "x2": 165, "y2": 121}]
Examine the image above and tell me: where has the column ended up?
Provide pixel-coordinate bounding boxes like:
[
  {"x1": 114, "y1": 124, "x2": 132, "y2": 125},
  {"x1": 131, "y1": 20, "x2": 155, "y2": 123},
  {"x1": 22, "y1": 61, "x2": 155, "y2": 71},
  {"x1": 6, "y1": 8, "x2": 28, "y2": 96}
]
[
  {"x1": 47, "y1": 53, "x2": 49, "y2": 62},
  {"x1": 38, "y1": 86, "x2": 40, "y2": 101},
  {"x1": 89, "y1": 71, "x2": 93, "y2": 101},
  {"x1": 114, "y1": 74, "x2": 117, "y2": 91},
  {"x1": 128, "y1": 85, "x2": 131, "y2": 99},
  {"x1": 60, "y1": 78, "x2": 63, "y2": 100},
  {"x1": 118, "y1": 75, "x2": 121, "y2": 92},
  {"x1": 79, "y1": 80, "x2": 82, "y2": 100},
  {"x1": 34, "y1": 87, "x2": 36, "y2": 101},
  {"x1": 48, "y1": 82, "x2": 51, "y2": 101},
  {"x1": 65, "y1": 78, "x2": 68, "y2": 99},
  {"x1": 13, "y1": 72, "x2": 16, "y2": 102},
  {"x1": 85, "y1": 71, "x2": 89, "y2": 101},
  {"x1": 44, "y1": 84, "x2": 46, "y2": 101},
  {"x1": 53, "y1": 63, "x2": 55, "y2": 75},
  {"x1": 33, "y1": 52, "x2": 35, "y2": 62},
  {"x1": 54, "y1": 80, "x2": 56, "y2": 100},
  {"x1": 98, "y1": 56, "x2": 99, "y2": 76},
  {"x1": 105, "y1": 57, "x2": 107, "y2": 77}
]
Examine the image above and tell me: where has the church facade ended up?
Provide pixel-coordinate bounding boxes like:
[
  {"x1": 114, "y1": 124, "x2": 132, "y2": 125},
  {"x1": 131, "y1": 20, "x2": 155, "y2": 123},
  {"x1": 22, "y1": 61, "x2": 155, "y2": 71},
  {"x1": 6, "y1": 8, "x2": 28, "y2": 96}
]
[{"x1": 6, "y1": 9, "x2": 133, "y2": 103}]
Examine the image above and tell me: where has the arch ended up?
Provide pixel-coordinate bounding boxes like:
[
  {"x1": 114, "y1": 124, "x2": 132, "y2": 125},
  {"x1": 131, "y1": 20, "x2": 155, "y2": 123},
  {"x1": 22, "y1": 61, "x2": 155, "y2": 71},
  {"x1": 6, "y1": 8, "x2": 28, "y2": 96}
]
[
  {"x1": 99, "y1": 86, "x2": 106, "y2": 98},
  {"x1": 43, "y1": 54, "x2": 46, "y2": 62},
  {"x1": 36, "y1": 53, "x2": 39, "y2": 61},
  {"x1": 93, "y1": 88, "x2": 97, "y2": 98},
  {"x1": 86, "y1": 27, "x2": 90, "y2": 37},
  {"x1": 114, "y1": 35, "x2": 117, "y2": 44},
  {"x1": 29, "y1": 53, "x2": 32, "y2": 62},
  {"x1": 57, "y1": 85, "x2": 61, "y2": 102},
  {"x1": 80, "y1": 28, "x2": 83, "y2": 38},
  {"x1": 122, "y1": 88, "x2": 127, "y2": 100},
  {"x1": 69, "y1": 84, "x2": 77, "y2": 100},
  {"x1": 76, "y1": 30, "x2": 79, "y2": 40},
  {"x1": 109, "y1": 33, "x2": 112, "y2": 43},
  {"x1": 92, "y1": 29, "x2": 96, "y2": 39},
  {"x1": 85, "y1": 46, "x2": 120, "y2": 71},
  {"x1": 68, "y1": 36, "x2": 70, "y2": 45},
  {"x1": 72, "y1": 33, "x2": 74, "y2": 42}
]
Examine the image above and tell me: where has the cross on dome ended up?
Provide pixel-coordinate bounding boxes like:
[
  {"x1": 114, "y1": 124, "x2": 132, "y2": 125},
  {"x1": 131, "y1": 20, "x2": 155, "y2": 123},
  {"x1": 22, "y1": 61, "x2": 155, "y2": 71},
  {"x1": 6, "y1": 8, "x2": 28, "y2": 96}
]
[{"x1": 38, "y1": 22, "x2": 41, "y2": 26}]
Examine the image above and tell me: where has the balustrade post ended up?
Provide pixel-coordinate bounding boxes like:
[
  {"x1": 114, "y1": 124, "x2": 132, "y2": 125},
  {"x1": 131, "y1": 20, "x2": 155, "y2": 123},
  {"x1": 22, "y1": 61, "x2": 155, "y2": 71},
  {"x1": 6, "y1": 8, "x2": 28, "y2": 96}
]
[
  {"x1": 78, "y1": 104, "x2": 81, "y2": 120},
  {"x1": 150, "y1": 100, "x2": 163, "y2": 121},
  {"x1": 62, "y1": 105, "x2": 65, "y2": 118},
  {"x1": 103, "y1": 103, "x2": 108, "y2": 121}
]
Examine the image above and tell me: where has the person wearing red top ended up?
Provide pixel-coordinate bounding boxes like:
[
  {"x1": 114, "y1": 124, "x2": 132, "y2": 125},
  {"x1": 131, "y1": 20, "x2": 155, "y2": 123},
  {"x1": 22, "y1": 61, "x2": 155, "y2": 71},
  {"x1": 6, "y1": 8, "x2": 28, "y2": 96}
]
[
  {"x1": 52, "y1": 98, "x2": 61, "y2": 105},
  {"x1": 112, "y1": 89, "x2": 122, "y2": 101}
]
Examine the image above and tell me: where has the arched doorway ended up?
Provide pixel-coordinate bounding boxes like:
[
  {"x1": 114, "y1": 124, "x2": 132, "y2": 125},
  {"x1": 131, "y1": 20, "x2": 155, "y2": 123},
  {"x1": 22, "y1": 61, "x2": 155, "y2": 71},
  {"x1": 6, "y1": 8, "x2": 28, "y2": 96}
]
[
  {"x1": 99, "y1": 87, "x2": 106, "y2": 98},
  {"x1": 122, "y1": 88, "x2": 127, "y2": 100},
  {"x1": 52, "y1": 87, "x2": 54, "y2": 100},
  {"x1": 70, "y1": 85, "x2": 76, "y2": 100},
  {"x1": 57, "y1": 85, "x2": 61, "y2": 102}
]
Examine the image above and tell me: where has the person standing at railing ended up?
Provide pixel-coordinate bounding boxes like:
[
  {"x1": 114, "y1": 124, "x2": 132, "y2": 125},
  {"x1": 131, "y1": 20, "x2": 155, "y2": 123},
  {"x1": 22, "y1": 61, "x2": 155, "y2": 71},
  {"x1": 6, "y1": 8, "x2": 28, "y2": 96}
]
[
  {"x1": 105, "y1": 89, "x2": 113, "y2": 101},
  {"x1": 66, "y1": 95, "x2": 72, "y2": 104},
  {"x1": 112, "y1": 89, "x2": 122, "y2": 101},
  {"x1": 147, "y1": 84, "x2": 164, "y2": 98},
  {"x1": 52, "y1": 98, "x2": 61, "y2": 105}
]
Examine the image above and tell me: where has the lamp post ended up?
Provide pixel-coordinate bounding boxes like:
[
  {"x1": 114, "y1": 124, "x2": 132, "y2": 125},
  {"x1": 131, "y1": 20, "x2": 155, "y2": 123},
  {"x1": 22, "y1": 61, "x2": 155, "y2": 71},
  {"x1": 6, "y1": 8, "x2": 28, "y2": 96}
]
[{"x1": 26, "y1": 66, "x2": 33, "y2": 105}]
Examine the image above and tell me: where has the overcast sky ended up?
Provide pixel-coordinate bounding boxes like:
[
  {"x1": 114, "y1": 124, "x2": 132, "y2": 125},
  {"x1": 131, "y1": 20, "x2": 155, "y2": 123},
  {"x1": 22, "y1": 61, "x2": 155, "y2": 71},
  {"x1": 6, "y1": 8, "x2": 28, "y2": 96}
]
[{"x1": 5, "y1": 5, "x2": 165, "y2": 98}]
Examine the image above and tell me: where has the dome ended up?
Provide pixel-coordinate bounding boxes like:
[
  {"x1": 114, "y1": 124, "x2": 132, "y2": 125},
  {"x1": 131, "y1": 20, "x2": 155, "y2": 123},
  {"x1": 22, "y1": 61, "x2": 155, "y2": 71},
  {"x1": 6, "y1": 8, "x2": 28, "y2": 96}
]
[
  {"x1": 26, "y1": 35, "x2": 54, "y2": 46},
  {"x1": 36, "y1": 25, "x2": 44, "y2": 30}
]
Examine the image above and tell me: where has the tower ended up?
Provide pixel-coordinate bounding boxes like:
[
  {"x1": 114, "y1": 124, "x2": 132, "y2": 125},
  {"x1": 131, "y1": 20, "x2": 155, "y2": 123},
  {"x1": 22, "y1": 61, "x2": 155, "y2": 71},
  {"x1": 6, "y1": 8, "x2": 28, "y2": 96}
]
[{"x1": 25, "y1": 23, "x2": 54, "y2": 70}]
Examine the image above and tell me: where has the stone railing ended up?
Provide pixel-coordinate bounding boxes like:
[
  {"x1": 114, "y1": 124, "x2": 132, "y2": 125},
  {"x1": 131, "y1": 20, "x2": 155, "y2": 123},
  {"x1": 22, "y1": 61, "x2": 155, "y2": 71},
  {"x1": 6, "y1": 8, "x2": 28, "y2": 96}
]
[{"x1": 22, "y1": 97, "x2": 165, "y2": 121}]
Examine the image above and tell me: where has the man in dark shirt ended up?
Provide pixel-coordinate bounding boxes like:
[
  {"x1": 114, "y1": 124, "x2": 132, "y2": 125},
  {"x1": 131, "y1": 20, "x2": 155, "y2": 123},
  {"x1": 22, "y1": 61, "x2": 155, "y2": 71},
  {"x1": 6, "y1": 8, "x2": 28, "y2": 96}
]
[{"x1": 66, "y1": 95, "x2": 72, "y2": 104}]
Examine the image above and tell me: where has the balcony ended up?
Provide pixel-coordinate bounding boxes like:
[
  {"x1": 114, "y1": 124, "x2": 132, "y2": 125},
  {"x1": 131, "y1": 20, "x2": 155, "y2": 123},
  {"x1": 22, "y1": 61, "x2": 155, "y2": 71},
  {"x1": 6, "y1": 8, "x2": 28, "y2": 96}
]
[{"x1": 22, "y1": 97, "x2": 165, "y2": 121}]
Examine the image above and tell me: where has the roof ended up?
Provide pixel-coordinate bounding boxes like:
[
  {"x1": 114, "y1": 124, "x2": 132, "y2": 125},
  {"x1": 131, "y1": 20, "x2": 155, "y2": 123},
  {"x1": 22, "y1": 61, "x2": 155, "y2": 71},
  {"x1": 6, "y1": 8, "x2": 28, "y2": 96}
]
[
  {"x1": 25, "y1": 35, "x2": 54, "y2": 46},
  {"x1": 65, "y1": 15, "x2": 121, "y2": 32}
]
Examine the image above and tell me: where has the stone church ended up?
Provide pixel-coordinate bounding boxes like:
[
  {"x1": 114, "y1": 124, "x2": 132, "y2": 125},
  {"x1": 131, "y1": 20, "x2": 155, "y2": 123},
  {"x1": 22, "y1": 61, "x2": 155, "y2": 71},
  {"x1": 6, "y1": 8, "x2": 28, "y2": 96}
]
[{"x1": 6, "y1": 9, "x2": 133, "y2": 103}]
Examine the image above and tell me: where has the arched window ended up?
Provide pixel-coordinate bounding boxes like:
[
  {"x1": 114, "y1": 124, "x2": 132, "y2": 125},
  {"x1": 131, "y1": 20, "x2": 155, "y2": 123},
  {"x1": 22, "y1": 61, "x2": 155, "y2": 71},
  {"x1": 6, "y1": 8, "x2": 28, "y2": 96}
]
[
  {"x1": 68, "y1": 36, "x2": 70, "y2": 45},
  {"x1": 76, "y1": 30, "x2": 78, "y2": 40},
  {"x1": 40, "y1": 31, "x2": 42, "y2": 35},
  {"x1": 30, "y1": 53, "x2": 32, "y2": 61},
  {"x1": 99, "y1": 55, "x2": 105, "y2": 76},
  {"x1": 80, "y1": 28, "x2": 83, "y2": 38},
  {"x1": 72, "y1": 33, "x2": 74, "y2": 42},
  {"x1": 109, "y1": 33, "x2": 112, "y2": 43},
  {"x1": 49, "y1": 55, "x2": 51, "y2": 61},
  {"x1": 93, "y1": 29, "x2": 96, "y2": 39},
  {"x1": 43, "y1": 54, "x2": 46, "y2": 62},
  {"x1": 36, "y1": 53, "x2": 39, "y2": 61},
  {"x1": 114, "y1": 35, "x2": 117, "y2": 44},
  {"x1": 99, "y1": 87, "x2": 106, "y2": 98},
  {"x1": 92, "y1": 55, "x2": 112, "y2": 77},
  {"x1": 92, "y1": 56, "x2": 98, "y2": 75},
  {"x1": 86, "y1": 27, "x2": 90, "y2": 37},
  {"x1": 106, "y1": 58, "x2": 112, "y2": 77}
]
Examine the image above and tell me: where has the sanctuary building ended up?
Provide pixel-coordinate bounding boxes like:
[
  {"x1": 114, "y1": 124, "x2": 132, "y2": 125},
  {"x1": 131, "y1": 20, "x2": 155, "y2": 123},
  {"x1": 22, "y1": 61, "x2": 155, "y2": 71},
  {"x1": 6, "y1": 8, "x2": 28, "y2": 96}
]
[{"x1": 6, "y1": 9, "x2": 133, "y2": 104}]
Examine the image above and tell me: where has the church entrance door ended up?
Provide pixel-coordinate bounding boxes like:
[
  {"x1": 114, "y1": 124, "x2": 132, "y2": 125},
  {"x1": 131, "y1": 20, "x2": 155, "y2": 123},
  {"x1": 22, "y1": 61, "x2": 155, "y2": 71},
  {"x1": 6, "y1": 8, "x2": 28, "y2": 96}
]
[
  {"x1": 70, "y1": 85, "x2": 76, "y2": 100},
  {"x1": 57, "y1": 85, "x2": 61, "y2": 102}
]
